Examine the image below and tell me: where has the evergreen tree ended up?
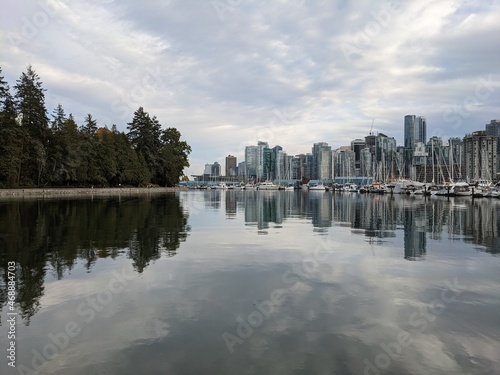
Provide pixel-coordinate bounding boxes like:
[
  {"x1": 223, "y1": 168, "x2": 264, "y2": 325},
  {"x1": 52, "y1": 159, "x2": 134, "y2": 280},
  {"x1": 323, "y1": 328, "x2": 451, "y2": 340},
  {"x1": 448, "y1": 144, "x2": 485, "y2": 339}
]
[
  {"x1": 113, "y1": 130, "x2": 151, "y2": 186},
  {"x1": 81, "y1": 113, "x2": 97, "y2": 136},
  {"x1": 78, "y1": 114, "x2": 103, "y2": 185},
  {"x1": 157, "y1": 127, "x2": 191, "y2": 186},
  {"x1": 0, "y1": 69, "x2": 24, "y2": 187},
  {"x1": 14, "y1": 65, "x2": 49, "y2": 144},
  {"x1": 96, "y1": 127, "x2": 118, "y2": 185},
  {"x1": 13, "y1": 65, "x2": 50, "y2": 185},
  {"x1": 51, "y1": 103, "x2": 66, "y2": 131},
  {"x1": 127, "y1": 107, "x2": 162, "y2": 181},
  {"x1": 45, "y1": 104, "x2": 69, "y2": 184},
  {"x1": 59, "y1": 114, "x2": 82, "y2": 185}
]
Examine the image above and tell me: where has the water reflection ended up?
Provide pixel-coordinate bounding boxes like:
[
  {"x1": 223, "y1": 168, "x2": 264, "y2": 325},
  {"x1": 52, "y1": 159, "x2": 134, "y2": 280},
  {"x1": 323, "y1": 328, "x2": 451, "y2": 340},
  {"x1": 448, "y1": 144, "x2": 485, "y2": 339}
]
[
  {"x1": 1, "y1": 191, "x2": 499, "y2": 325},
  {"x1": 0, "y1": 194, "x2": 190, "y2": 323},
  {"x1": 189, "y1": 190, "x2": 499, "y2": 256},
  {"x1": 0, "y1": 191, "x2": 499, "y2": 374}
]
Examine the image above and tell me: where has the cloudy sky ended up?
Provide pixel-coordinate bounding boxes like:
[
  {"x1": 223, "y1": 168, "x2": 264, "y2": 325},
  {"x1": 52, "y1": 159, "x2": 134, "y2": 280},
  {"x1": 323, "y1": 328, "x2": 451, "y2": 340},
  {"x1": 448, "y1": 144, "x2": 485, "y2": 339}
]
[{"x1": 1, "y1": 0, "x2": 499, "y2": 176}]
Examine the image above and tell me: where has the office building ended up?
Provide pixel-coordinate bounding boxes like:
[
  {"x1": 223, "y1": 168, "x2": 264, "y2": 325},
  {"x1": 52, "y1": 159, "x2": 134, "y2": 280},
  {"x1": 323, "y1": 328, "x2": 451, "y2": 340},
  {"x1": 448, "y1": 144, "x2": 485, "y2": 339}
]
[{"x1": 225, "y1": 155, "x2": 237, "y2": 177}]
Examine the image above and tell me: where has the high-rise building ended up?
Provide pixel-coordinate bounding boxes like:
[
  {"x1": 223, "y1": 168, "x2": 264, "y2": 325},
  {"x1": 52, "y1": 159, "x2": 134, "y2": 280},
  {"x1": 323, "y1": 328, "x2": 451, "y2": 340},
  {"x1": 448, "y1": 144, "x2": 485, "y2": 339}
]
[
  {"x1": 351, "y1": 139, "x2": 366, "y2": 177},
  {"x1": 312, "y1": 142, "x2": 332, "y2": 180},
  {"x1": 245, "y1": 145, "x2": 258, "y2": 178},
  {"x1": 333, "y1": 147, "x2": 355, "y2": 180},
  {"x1": 485, "y1": 120, "x2": 500, "y2": 175},
  {"x1": 404, "y1": 115, "x2": 427, "y2": 177},
  {"x1": 203, "y1": 163, "x2": 213, "y2": 176},
  {"x1": 463, "y1": 131, "x2": 498, "y2": 182},
  {"x1": 225, "y1": 155, "x2": 237, "y2": 176},
  {"x1": 404, "y1": 115, "x2": 416, "y2": 149},
  {"x1": 237, "y1": 161, "x2": 246, "y2": 178},
  {"x1": 211, "y1": 162, "x2": 221, "y2": 177},
  {"x1": 257, "y1": 141, "x2": 269, "y2": 179},
  {"x1": 485, "y1": 119, "x2": 500, "y2": 137},
  {"x1": 374, "y1": 133, "x2": 397, "y2": 181},
  {"x1": 415, "y1": 116, "x2": 427, "y2": 144},
  {"x1": 448, "y1": 137, "x2": 464, "y2": 181}
]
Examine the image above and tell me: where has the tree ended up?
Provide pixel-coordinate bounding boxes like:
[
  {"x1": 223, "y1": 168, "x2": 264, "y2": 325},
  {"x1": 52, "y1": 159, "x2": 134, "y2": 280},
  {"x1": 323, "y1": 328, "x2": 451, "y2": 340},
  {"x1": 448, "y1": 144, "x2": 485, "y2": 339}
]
[
  {"x1": 78, "y1": 114, "x2": 103, "y2": 185},
  {"x1": 81, "y1": 113, "x2": 97, "y2": 136},
  {"x1": 0, "y1": 68, "x2": 24, "y2": 187},
  {"x1": 51, "y1": 103, "x2": 66, "y2": 131},
  {"x1": 13, "y1": 65, "x2": 49, "y2": 185},
  {"x1": 14, "y1": 65, "x2": 49, "y2": 144},
  {"x1": 157, "y1": 127, "x2": 191, "y2": 186},
  {"x1": 127, "y1": 107, "x2": 162, "y2": 181}
]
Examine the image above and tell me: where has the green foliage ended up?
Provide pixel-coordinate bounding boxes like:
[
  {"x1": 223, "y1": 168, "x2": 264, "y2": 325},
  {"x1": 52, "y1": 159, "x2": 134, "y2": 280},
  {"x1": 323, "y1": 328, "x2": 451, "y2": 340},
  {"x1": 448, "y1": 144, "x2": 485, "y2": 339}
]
[{"x1": 0, "y1": 66, "x2": 191, "y2": 188}]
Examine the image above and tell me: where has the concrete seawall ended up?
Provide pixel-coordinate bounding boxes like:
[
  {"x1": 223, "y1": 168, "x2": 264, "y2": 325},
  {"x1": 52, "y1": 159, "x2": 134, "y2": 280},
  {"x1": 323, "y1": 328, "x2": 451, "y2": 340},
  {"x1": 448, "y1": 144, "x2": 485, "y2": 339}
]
[{"x1": 0, "y1": 187, "x2": 188, "y2": 198}]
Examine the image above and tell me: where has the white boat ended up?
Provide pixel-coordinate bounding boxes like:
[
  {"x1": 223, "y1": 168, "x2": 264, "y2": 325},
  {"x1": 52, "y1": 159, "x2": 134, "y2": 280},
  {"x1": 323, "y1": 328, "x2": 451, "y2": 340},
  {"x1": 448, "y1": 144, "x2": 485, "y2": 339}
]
[
  {"x1": 213, "y1": 182, "x2": 228, "y2": 189},
  {"x1": 449, "y1": 181, "x2": 472, "y2": 196},
  {"x1": 284, "y1": 184, "x2": 295, "y2": 191},
  {"x1": 257, "y1": 181, "x2": 279, "y2": 190},
  {"x1": 343, "y1": 183, "x2": 358, "y2": 192},
  {"x1": 393, "y1": 179, "x2": 425, "y2": 194},
  {"x1": 370, "y1": 182, "x2": 388, "y2": 194},
  {"x1": 308, "y1": 182, "x2": 326, "y2": 191},
  {"x1": 408, "y1": 185, "x2": 426, "y2": 195}
]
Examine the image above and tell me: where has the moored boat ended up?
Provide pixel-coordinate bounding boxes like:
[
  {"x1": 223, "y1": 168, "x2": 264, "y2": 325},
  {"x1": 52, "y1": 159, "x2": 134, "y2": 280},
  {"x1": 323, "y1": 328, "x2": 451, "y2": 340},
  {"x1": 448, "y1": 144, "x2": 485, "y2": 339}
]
[{"x1": 257, "y1": 180, "x2": 279, "y2": 190}]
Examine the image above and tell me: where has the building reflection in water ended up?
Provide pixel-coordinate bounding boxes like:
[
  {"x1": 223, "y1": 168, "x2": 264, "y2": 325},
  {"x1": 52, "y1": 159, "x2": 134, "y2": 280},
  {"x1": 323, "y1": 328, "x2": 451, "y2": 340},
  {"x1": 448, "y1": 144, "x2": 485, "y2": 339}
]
[{"x1": 211, "y1": 190, "x2": 500, "y2": 257}]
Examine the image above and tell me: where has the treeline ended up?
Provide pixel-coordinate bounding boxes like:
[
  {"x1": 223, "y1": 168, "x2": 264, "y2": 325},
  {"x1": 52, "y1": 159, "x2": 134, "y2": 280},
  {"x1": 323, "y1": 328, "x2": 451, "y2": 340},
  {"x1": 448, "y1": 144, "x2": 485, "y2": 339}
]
[{"x1": 0, "y1": 65, "x2": 191, "y2": 188}]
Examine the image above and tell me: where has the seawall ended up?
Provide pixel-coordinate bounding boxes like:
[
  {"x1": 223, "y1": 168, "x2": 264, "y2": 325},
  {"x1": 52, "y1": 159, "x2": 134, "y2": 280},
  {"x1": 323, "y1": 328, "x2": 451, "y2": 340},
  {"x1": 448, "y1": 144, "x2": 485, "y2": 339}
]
[{"x1": 0, "y1": 187, "x2": 188, "y2": 198}]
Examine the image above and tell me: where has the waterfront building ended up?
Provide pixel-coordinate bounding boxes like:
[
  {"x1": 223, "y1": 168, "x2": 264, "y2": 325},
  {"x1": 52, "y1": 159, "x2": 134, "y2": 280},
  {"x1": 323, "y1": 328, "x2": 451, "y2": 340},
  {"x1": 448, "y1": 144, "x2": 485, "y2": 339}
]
[
  {"x1": 304, "y1": 153, "x2": 314, "y2": 180},
  {"x1": 312, "y1": 142, "x2": 332, "y2": 180},
  {"x1": 373, "y1": 133, "x2": 397, "y2": 181},
  {"x1": 291, "y1": 156, "x2": 301, "y2": 180},
  {"x1": 485, "y1": 120, "x2": 500, "y2": 175},
  {"x1": 225, "y1": 155, "x2": 237, "y2": 177},
  {"x1": 203, "y1": 163, "x2": 213, "y2": 176},
  {"x1": 448, "y1": 137, "x2": 464, "y2": 181},
  {"x1": 463, "y1": 131, "x2": 498, "y2": 182},
  {"x1": 211, "y1": 162, "x2": 221, "y2": 177},
  {"x1": 350, "y1": 139, "x2": 366, "y2": 177},
  {"x1": 237, "y1": 161, "x2": 246, "y2": 178},
  {"x1": 245, "y1": 145, "x2": 258, "y2": 179},
  {"x1": 360, "y1": 148, "x2": 372, "y2": 177},
  {"x1": 333, "y1": 148, "x2": 355, "y2": 181},
  {"x1": 404, "y1": 115, "x2": 427, "y2": 178}
]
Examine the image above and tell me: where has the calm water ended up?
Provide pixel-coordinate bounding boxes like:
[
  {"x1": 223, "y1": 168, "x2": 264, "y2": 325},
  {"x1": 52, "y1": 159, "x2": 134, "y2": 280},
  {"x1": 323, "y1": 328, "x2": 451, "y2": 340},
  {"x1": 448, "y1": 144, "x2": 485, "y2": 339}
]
[{"x1": 0, "y1": 191, "x2": 499, "y2": 375}]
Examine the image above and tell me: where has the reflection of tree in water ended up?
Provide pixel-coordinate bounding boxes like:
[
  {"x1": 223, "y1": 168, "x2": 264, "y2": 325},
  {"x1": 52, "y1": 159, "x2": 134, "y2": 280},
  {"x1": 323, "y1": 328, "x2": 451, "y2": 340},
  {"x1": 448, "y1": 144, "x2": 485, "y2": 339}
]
[{"x1": 0, "y1": 194, "x2": 190, "y2": 323}]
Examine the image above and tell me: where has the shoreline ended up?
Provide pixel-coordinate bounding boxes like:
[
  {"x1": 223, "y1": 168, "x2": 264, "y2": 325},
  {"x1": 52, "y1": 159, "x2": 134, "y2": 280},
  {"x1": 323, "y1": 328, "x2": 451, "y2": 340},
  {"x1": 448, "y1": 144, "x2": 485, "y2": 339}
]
[{"x1": 0, "y1": 187, "x2": 188, "y2": 199}]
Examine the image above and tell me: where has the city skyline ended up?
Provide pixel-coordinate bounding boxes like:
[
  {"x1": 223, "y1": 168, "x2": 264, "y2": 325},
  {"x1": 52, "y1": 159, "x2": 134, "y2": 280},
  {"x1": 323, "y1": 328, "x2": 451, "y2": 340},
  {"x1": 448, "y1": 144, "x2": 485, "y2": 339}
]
[
  {"x1": 2, "y1": 1, "x2": 499, "y2": 177},
  {"x1": 200, "y1": 115, "x2": 498, "y2": 180}
]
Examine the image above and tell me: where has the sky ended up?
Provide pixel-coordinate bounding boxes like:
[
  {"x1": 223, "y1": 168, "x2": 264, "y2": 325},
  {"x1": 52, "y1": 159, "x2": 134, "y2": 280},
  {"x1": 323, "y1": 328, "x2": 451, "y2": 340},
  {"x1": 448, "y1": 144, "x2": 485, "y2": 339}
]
[{"x1": 1, "y1": 0, "x2": 499, "y2": 177}]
